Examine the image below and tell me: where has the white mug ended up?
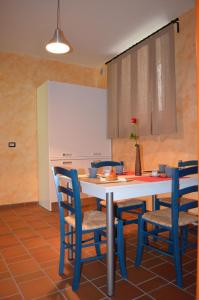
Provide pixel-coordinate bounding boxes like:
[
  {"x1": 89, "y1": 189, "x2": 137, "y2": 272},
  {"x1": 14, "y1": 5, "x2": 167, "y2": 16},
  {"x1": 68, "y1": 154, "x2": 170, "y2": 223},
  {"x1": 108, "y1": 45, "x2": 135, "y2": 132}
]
[
  {"x1": 103, "y1": 169, "x2": 111, "y2": 177},
  {"x1": 151, "y1": 169, "x2": 158, "y2": 177}
]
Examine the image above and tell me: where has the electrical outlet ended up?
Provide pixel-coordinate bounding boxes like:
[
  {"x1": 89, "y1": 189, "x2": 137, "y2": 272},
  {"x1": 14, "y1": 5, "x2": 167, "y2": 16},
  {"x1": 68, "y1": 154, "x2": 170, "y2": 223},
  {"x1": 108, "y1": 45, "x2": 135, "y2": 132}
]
[{"x1": 8, "y1": 142, "x2": 16, "y2": 147}]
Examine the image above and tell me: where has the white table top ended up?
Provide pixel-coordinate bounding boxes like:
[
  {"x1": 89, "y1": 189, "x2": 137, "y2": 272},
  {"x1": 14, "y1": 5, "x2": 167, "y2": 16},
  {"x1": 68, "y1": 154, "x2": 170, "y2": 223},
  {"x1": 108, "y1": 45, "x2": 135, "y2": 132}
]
[{"x1": 79, "y1": 175, "x2": 198, "y2": 201}]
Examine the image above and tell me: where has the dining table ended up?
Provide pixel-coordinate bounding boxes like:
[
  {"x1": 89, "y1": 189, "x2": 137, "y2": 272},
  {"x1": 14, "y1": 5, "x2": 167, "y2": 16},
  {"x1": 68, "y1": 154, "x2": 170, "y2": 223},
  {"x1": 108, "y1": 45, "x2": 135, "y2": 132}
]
[{"x1": 79, "y1": 174, "x2": 198, "y2": 297}]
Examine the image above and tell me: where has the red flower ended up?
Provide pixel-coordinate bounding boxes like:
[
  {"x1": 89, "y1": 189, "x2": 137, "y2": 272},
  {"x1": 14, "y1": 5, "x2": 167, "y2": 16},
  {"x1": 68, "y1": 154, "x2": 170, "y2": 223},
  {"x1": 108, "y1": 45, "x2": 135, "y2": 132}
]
[{"x1": 131, "y1": 117, "x2": 137, "y2": 124}]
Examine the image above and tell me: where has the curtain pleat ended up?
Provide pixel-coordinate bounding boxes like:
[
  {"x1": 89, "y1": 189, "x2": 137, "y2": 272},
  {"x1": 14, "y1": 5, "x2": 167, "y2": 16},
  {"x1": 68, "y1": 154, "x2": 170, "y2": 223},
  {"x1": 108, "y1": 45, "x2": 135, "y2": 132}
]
[{"x1": 107, "y1": 23, "x2": 176, "y2": 138}]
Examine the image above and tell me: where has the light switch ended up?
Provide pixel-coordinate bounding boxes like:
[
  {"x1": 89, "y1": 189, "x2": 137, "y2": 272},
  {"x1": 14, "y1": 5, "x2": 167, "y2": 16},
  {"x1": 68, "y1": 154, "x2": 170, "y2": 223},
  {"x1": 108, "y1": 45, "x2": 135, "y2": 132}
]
[{"x1": 8, "y1": 142, "x2": 16, "y2": 147}]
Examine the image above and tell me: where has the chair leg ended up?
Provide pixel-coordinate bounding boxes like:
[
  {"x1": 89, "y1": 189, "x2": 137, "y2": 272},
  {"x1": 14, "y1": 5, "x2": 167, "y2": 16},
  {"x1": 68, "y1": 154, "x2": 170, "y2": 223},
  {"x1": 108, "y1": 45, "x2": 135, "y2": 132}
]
[
  {"x1": 117, "y1": 220, "x2": 127, "y2": 278},
  {"x1": 96, "y1": 198, "x2": 102, "y2": 211},
  {"x1": 59, "y1": 240, "x2": 65, "y2": 274},
  {"x1": 116, "y1": 207, "x2": 122, "y2": 220},
  {"x1": 94, "y1": 231, "x2": 102, "y2": 257},
  {"x1": 181, "y1": 226, "x2": 188, "y2": 254},
  {"x1": 154, "y1": 199, "x2": 160, "y2": 211},
  {"x1": 135, "y1": 215, "x2": 144, "y2": 267},
  {"x1": 173, "y1": 231, "x2": 183, "y2": 287},
  {"x1": 142, "y1": 201, "x2": 146, "y2": 213},
  {"x1": 72, "y1": 235, "x2": 82, "y2": 291}
]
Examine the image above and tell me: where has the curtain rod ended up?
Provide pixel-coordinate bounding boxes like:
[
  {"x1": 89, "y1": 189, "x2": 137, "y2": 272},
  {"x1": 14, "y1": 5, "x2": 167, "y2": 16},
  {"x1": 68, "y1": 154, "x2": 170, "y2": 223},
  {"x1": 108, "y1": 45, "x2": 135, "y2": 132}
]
[{"x1": 105, "y1": 18, "x2": 179, "y2": 65}]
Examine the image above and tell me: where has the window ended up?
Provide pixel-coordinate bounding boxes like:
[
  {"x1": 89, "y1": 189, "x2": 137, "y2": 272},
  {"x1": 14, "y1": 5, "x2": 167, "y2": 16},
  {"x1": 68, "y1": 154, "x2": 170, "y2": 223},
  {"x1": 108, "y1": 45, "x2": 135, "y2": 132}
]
[{"x1": 107, "y1": 24, "x2": 176, "y2": 138}]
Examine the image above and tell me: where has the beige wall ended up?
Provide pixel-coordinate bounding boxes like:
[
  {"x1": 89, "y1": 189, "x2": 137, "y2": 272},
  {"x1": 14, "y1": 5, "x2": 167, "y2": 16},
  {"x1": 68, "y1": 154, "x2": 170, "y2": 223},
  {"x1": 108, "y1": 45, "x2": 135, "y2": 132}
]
[
  {"x1": 0, "y1": 9, "x2": 197, "y2": 205},
  {"x1": 112, "y1": 9, "x2": 197, "y2": 172},
  {"x1": 0, "y1": 53, "x2": 106, "y2": 205}
]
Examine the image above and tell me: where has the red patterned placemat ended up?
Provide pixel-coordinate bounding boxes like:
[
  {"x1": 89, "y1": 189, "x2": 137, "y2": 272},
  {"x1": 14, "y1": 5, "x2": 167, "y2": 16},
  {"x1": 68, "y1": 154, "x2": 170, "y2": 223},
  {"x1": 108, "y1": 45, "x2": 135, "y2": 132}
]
[{"x1": 125, "y1": 176, "x2": 171, "y2": 182}]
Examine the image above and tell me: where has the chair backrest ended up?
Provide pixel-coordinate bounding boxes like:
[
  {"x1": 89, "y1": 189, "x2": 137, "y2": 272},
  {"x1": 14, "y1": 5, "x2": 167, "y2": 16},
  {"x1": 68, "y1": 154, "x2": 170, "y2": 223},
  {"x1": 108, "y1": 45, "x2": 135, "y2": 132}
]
[
  {"x1": 91, "y1": 160, "x2": 123, "y2": 168},
  {"x1": 52, "y1": 166, "x2": 82, "y2": 231},
  {"x1": 178, "y1": 160, "x2": 198, "y2": 168},
  {"x1": 171, "y1": 165, "x2": 198, "y2": 227}
]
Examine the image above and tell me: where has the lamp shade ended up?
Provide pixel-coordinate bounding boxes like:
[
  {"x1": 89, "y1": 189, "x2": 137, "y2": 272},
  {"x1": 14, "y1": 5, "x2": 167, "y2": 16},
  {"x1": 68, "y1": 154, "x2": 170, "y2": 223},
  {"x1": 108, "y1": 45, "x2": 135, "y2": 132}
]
[{"x1": 46, "y1": 28, "x2": 70, "y2": 54}]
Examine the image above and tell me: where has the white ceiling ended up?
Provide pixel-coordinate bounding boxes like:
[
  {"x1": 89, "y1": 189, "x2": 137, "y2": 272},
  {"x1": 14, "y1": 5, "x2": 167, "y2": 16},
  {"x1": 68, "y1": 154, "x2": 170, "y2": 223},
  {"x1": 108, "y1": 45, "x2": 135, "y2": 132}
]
[{"x1": 0, "y1": 0, "x2": 195, "y2": 67}]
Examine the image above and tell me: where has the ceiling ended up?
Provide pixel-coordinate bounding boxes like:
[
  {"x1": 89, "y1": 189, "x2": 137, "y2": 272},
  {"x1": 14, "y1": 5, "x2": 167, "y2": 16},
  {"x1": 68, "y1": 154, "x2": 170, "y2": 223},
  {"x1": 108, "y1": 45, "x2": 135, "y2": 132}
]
[{"x1": 0, "y1": 0, "x2": 195, "y2": 68}]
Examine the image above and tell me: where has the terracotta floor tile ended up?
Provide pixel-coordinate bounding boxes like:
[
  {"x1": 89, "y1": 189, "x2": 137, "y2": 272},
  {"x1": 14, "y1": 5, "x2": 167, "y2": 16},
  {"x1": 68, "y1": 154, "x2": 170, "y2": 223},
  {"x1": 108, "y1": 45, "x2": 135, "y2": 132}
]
[
  {"x1": 150, "y1": 262, "x2": 179, "y2": 281},
  {"x1": 0, "y1": 271, "x2": 11, "y2": 280},
  {"x1": 183, "y1": 260, "x2": 197, "y2": 272},
  {"x1": 14, "y1": 228, "x2": 38, "y2": 240},
  {"x1": 31, "y1": 247, "x2": 59, "y2": 263},
  {"x1": 0, "y1": 278, "x2": 19, "y2": 298},
  {"x1": 172, "y1": 272, "x2": 196, "y2": 289},
  {"x1": 36, "y1": 292, "x2": 66, "y2": 300},
  {"x1": 63, "y1": 281, "x2": 105, "y2": 300},
  {"x1": 101, "y1": 280, "x2": 143, "y2": 300},
  {"x1": 8, "y1": 258, "x2": 41, "y2": 276},
  {"x1": 141, "y1": 256, "x2": 166, "y2": 269},
  {"x1": 19, "y1": 275, "x2": 58, "y2": 300},
  {"x1": 126, "y1": 248, "x2": 137, "y2": 261},
  {"x1": 186, "y1": 283, "x2": 196, "y2": 296},
  {"x1": 0, "y1": 234, "x2": 20, "y2": 249},
  {"x1": 138, "y1": 276, "x2": 168, "y2": 292},
  {"x1": 0, "y1": 244, "x2": 28, "y2": 259},
  {"x1": 22, "y1": 236, "x2": 50, "y2": 249},
  {"x1": 82, "y1": 261, "x2": 107, "y2": 280},
  {"x1": 91, "y1": 274, "x2": 121, "y2": 288},
  {"x1": 0, "y1": 258, "x2": 8, "y2": 272},
  {"x1": 45, "y1": 264, "x2": 73, "y2": 282},
  {"x1": 56, "y1": 275, "x2": 87, "y2": 290},
  {"x1": 7, "y1": 220, "x2": 28, "y2": 230},
  {"x1": 2, "y1": 294, "x2": 23, "y2": 300},
  {"x1": 29, "y1": 245, "x2": 51, "y2": 254},
  {"x1": 149, "y1": 283, "x2": 194, "y2": 300},
  {"x1": 134, "y1": 296, "x2": 154, "y2": 300},
  {"x1": 28, "y1": 220, "x2": 50, "y2": 230},
  {"x1": 15, "y1": 270, "x2": 45, "y2": 284},
  {"x1": 46, "y1": 237, "x2": 60, "y2": 250},
  {"x1": 40, "y1": 259, "x2": 60, "y2": 270},
  {"x1": 186, "y1": 249, "x2": 197, "y2": 259},
  {"x1": 0, "y1": 224, "x2": 11, "y2": 235},
  {"x1": 2, "y1": 215, "x2": 20, "y2": 222},
  {"x1": 38, "y1": 228, "x2": 59, "y2": 239},
  {"x1": 127, "y1": 266, "x2": 155, "y2": 285},
  {"x1": 5, "y1": 253, "x2": 32, "y2": 264}
]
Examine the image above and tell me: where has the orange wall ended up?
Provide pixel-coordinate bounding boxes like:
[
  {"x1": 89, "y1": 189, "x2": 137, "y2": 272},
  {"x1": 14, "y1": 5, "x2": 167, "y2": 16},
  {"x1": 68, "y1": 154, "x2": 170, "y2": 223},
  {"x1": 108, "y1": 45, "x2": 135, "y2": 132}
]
[
  {"x1": 112, "y1": 9, "x2": 197, "y2": 172},
  {"x1": 0, "y1": 53, "x2": 106, "y2": 205}
]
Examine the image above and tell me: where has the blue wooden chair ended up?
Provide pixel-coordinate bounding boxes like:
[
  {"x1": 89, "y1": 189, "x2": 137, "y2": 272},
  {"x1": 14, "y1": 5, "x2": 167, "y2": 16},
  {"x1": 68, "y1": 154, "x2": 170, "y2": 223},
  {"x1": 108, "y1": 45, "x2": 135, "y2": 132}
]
[
  {"x1": 52, "y1": 166, "x2": 127, "y2": 291},
  {"x1": 135, "y1": 165, "x2": 198, "y2": 287},
  {"x1": 91, "y1": 160, "x2": 146, "y2": 225},
  {"x1": 155, "y1": 160, "x2": 198, "y2": 211}
]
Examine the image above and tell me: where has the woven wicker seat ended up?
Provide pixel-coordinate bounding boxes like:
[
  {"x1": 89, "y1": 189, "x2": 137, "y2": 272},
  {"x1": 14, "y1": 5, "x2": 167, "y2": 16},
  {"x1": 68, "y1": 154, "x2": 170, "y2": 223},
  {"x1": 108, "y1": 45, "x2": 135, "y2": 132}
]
[
  {"x1": 65, "y1": 210, "x2": 117, "y2": 230},
  {"x1": 157, "y1": 197, "x2": 197, "y2": 207},
  {"x1": 142, "y1": 208, "x2": 197, "y2": 228},
  {"x1": 188, "y1": 207, "x2": 198, "y2": 216}
]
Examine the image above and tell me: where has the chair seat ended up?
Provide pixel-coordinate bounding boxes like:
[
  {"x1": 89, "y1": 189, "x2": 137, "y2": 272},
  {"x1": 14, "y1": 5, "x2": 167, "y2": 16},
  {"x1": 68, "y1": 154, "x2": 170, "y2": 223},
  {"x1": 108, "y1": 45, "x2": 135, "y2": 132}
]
[
  {"x1": 158, "y1": 197, "x2": 197, "y2": 206},
  {"x1": 100, "y1": 199, "x2": 144, "y2": 208},
  {"x1": 65, "y1": 210, "x2": 117, "y2": 230},
  {"x1": 142, "y1": 208, "x2": 198, "y2": 228},
  {"x1": 188, "y1": 207, "x2": 198, "y2": 216}
]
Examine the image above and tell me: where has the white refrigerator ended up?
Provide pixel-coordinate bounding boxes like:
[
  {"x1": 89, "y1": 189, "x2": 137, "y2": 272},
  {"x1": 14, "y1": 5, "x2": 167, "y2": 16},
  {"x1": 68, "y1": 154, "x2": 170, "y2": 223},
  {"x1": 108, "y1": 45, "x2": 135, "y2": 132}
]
[{"x1": 37, "y1": 81, "x2": 111, "y2": 210}]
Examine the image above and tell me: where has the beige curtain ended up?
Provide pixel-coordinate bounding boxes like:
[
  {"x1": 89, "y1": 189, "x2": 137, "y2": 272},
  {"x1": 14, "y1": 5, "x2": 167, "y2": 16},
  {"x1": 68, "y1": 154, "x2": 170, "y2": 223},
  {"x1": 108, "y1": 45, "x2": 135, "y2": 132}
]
[{"x1": 107, "y1": 23, "x2": 176, "y2": 138}]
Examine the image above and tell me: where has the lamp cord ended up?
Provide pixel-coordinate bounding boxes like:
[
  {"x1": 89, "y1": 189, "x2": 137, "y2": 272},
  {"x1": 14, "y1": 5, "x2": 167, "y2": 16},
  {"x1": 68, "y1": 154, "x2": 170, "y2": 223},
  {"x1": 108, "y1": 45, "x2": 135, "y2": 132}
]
[{"x1": 57, "y1": 0, "x2": 60, "y2": 29}]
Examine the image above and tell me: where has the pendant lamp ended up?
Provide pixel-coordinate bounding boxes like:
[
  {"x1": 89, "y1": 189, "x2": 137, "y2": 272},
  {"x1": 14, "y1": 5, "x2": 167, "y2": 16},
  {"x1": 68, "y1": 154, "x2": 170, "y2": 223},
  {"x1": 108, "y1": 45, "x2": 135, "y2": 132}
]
[{"x1": 46, "y1": 0, "x2": 70, "y2": 54}]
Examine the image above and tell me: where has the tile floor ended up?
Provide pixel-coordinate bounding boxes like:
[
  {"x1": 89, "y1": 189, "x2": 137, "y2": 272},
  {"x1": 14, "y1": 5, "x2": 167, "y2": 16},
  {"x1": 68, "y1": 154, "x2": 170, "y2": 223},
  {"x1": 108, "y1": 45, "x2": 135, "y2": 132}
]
[{"x1": 0, "y1": 201, "x2": 197, "y2": 300}]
